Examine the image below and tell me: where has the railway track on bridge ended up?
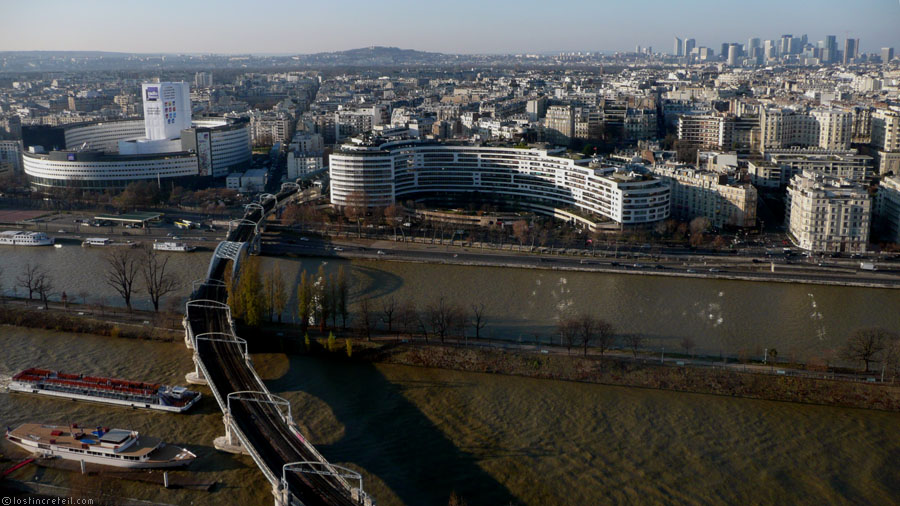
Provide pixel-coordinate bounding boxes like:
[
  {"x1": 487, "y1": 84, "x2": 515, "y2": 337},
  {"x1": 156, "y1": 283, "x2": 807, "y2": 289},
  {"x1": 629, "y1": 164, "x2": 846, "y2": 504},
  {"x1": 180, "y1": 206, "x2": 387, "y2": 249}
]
[{"x1": 185, "y1": 187, "x2": 367, "y2": 506}]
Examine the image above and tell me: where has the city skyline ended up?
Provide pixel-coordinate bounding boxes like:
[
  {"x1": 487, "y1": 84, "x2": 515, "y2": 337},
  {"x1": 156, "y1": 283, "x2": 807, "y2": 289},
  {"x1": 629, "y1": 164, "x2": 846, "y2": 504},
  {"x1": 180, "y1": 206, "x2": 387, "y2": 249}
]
[{"x1": 2, "y1": 0, "x2": 899, "y2": 55}]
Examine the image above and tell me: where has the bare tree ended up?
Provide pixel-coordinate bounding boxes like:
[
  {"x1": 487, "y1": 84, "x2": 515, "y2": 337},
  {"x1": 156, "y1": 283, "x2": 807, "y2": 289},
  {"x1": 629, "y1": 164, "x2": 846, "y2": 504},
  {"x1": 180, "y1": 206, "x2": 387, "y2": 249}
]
[
  {"x1": 624, "y1": 334, "x2": 644, "y2": 358},
  {"x1": 104, "y1": 249, "x2": 140, "y2": 311},
  {"x1": 577, "y1": 314, "x2": 597, "y2": 357},
  {"x1": 141, "y1": 247, "x2": 179, "y2": 312},
  {"x1": 558, "y1": 317, "x2": 579, "y2": 354},
  {"x1": 35, "y1": 271, "x2": 54, "y2": 310},
  {"x1": 471, "y1": 303, "x2": 488, "y2": 339},
  {"x1": 17, "y1": 263, "x2": 41, "y2": 300},
  {"x1": 358, "y1": 297, "x2": 377, "y2": 341},
  {"x1": 512, "y1": 220, "x2": 529, "y2": 246},
  {"x1": 397, "y1": 299, "x2": 417, "y2": 338},
  {"x1": 381, "y1": 296, "x2": 397, "y2": 333},
  {"x1": 416, "y1": 308, "x2": 431, "y2": 343},
  {"x1": 344, "y1": 191, "x2": 368, "y2": 237},
  {"x1": 591, "y1": 317, "x2": 615, "y2": 358},
  {"x1": 681, "y1": 337, "x2": 696, "y2": 358},
  {"x1": 329, "y1": 272, "x2": 338, "y2": 329},
  {"x1": 884, "y1": 337, "x2": 900, "y2": 382},
  {"x1": 336, "y1": 266, "x2": 349, "y2": 329},
  {"x1": 842, "y1": 328, "x2": 891, "y2": 372},
  {"x1": 426, "y1": 296, "x2": 462, "y2": 343}
]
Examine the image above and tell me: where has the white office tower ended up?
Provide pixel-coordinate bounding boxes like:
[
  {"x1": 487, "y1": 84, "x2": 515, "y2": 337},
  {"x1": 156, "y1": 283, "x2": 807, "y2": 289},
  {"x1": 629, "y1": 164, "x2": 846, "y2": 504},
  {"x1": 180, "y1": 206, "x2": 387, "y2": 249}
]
[
  {"x1": 727, "y1": 45, "x2": 739, "y2": 66},
  {"x1": 142, "y1": 82, "x2": 192, "y2": 141}
]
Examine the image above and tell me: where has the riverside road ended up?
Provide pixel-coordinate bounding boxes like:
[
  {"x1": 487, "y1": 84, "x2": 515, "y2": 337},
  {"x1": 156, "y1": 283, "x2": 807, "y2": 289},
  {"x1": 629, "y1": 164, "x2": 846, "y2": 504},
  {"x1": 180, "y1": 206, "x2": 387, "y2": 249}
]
[{"x1": 262, "y1": 234, "x2": 900, "y2": 289}]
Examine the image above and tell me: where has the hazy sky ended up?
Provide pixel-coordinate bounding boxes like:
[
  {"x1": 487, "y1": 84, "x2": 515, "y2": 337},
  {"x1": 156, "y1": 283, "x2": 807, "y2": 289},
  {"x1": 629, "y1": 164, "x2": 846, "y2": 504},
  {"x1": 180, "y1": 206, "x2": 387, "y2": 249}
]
[{"x1": 3, "y1": 0, "x2": 899, "y2": 55}]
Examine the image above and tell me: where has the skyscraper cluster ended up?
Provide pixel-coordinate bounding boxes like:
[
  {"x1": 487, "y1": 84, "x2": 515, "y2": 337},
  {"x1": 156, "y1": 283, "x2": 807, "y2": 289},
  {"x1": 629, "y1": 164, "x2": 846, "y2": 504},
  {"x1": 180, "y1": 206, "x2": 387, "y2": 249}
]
[{"x1": 672, "y1": 32, "x2": 891, "y2": 66}]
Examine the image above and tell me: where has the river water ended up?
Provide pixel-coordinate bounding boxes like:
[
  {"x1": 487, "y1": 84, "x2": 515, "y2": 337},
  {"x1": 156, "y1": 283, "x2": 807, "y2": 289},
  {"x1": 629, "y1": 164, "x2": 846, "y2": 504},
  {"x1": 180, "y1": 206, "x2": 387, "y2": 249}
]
[
  {"x1": 1, "y1": 327, "x2": 898, "y2": 505},
  {"x1": 2, "y1": 245, "x2": 898, "y2": 358}
]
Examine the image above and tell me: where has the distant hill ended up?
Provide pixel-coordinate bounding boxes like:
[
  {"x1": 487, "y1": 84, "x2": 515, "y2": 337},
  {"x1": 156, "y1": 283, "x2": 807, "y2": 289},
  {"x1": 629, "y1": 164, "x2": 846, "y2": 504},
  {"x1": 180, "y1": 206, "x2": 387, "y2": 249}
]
[
  {"x1": 0, "y1": 46, "x2": 479, "y2": 72},
  {"x1": 292, "y1": 46, "x2": 453, "y2": 65}
]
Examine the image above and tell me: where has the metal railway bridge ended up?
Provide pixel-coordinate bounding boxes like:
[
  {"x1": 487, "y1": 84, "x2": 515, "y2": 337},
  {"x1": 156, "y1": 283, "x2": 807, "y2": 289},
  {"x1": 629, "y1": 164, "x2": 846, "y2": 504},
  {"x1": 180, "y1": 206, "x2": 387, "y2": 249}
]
[{"x1": 182, "y1": 184, "x2": 372, "y2": 506}]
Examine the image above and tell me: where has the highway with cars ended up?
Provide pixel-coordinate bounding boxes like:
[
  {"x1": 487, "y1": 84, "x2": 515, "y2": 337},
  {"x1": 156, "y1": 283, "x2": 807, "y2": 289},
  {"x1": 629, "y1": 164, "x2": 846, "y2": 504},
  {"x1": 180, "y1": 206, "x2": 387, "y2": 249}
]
[{"x1": 263, "y1": 234, "x2": 900, "y2": 289}]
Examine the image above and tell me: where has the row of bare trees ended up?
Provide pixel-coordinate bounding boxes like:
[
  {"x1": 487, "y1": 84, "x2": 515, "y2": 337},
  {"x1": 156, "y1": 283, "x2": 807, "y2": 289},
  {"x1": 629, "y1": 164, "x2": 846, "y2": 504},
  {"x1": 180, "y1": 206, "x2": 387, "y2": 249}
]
[
  {"x1": 11, "y1": 263, "x2": 55, "y2": 309},
  {"x1": 102, "y1": 247, "x2": 180, "y2": 312},
  {"x1": 557, "y1": 314, "x2": 616, "y2": 357},
  {"x1": 356, "y1": 295, "x2": 489, "y2": 343},
  {"x1": 2, "y1": 246, "x2": 178, "y2": 313}
]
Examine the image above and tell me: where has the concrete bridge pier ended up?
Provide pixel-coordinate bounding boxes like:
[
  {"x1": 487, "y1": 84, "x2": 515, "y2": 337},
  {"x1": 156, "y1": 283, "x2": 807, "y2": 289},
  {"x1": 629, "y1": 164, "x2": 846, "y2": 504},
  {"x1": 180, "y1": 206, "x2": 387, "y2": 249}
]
[
  {"x1": 213, "y1": 413, "x2": 250, "y2": 455},
  {"x1": 273, "y1": 483, "x2": 292, "y2": 506},
  {"x1": 183, "y1": 317, "x2": 194, "y2": 350},
  {"x1": 185, "y1": 354, "x2": 208, "y2": 385}
]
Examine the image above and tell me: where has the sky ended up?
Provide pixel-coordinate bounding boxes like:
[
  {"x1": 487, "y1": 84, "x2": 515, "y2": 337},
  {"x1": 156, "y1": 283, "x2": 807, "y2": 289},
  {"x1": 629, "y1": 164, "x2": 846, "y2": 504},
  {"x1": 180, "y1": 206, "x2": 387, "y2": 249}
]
[{"x1": 2, "y1": 0, "x2": 899, "y2": 55}]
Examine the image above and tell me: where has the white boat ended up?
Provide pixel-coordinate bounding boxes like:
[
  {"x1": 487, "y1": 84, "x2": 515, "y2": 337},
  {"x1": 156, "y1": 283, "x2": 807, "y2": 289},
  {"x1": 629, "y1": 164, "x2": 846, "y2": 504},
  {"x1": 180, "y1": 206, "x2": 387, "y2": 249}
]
[
  {"x1": 6, "y1": 423, "x2": 196, "y2": 469},
  {"x1": 153, "y1": 241, "x2": 196, "y2": 252},
  {"x1": 54, "y1": 244, "x2": 63, "y2": 249},
  {"x1": 82, "y1": 237, "x2": 111, "y2": 247},
  {"x1": 0, "y1": 231, "x2": 54, "y2": 247}
]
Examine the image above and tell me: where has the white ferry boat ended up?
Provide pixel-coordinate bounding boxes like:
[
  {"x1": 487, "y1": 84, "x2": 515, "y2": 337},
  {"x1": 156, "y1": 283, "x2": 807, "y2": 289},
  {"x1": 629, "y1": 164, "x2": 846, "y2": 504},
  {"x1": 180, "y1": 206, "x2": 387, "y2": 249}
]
[
  {"x1": 9, "y1": 368, "x2": 201, "y2": 413},
  {"x1": 153, "y1": 241, "x2": 196, "y2": 252},
  {"x1": 5, "y1": 423, "x2": 196, "y2": 469},
  {"x1": 82, "y1": 237, "x2": 111, "y2": 247},
  {"x1": 0, "y1": 231, "x2": 54, "y2": 247}
]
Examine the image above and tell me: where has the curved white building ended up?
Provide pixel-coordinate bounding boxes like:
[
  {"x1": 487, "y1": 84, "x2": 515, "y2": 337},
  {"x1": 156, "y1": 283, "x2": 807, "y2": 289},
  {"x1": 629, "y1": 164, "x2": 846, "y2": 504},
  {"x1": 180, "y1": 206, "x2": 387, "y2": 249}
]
[
  {"x1": 24, "y1": 150, "x2": 200, "y2": 190},
  {"x1": 330, "y1": 139, "x2": 670, "y2": 225},
  {"x1": 64, "y1": 120, "x2": 146, "y2": 152},
  {"x1": 24, "y1": 117, "x2": 251, "y2": 190}
]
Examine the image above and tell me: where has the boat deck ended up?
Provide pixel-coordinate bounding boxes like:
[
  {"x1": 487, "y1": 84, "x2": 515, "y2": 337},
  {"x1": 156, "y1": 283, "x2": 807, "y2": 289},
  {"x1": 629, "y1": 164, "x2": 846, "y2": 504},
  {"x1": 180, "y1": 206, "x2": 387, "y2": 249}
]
[{"x1": 10, "y1": 424, "x2": 158, "y2": 457}]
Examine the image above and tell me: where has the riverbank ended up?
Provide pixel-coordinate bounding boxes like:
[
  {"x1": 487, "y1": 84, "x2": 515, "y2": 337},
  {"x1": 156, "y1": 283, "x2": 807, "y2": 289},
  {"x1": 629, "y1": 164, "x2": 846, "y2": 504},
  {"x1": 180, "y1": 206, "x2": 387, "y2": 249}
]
[
  {"x1": 0, "y1": 297, "x2": 182, "y2": 341},
  {"x1": 5, "y1": 286, "x2": 896, "y2": 415},
  {"x1": 324, "y1": 340, "x2": 900, "y2": 413}
]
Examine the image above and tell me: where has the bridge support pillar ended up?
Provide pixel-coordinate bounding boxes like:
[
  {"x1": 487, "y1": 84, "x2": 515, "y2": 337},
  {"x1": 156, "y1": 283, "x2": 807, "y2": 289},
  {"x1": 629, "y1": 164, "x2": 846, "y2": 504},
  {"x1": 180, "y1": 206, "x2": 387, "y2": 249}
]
[
  {"x1": 183, "y1": 317, "x2": 194, "y2": 350},
  {"x1": 185, "y1": 354, "x2": 208, "y2": 385},
  {"x1": 213, "y1": 413, "x2": 250, "y2": 455},
  {"x1": 272, "y1": 483, "x2": 291, "y2": 506}
]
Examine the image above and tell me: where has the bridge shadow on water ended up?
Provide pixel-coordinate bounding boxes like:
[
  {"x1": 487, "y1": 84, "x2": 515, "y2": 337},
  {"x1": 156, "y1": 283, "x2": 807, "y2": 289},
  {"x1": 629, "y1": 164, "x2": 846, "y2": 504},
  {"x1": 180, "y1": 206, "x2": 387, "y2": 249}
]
[
  {"x1": 282, "y1": 260, "x2": 405, "y2": 302},
  {"x1": 265, "y1": 355, "x2": 519, "y2": 506}
]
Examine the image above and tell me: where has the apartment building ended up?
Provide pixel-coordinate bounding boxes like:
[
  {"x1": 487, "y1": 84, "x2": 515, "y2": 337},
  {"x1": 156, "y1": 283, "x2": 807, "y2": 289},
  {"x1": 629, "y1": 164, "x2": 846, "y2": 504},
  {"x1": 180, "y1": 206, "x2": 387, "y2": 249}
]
[
  {"x1": 544, "y1": 105, "x2": 575, "y2": 144},
  {"x1": 651, "y1": 164, "x2": 757, "y2": 228},
  {"x1": 871, "y1": 107, "x2": 900, "y2": 175},
  {"x1": 759, "y1": 108, "x2": 853, "y2": 153},
  {"x1": 0, "y1": 140, "x2": 23, "y2": 174},
  {"x1": 811, "y1": 109, "x2": 853, "y2": 151},
  {"x1": 876, "y1": 175, "x2": 900, "y2": 244},
  {"x1": 786, "y1": 169, "x2": 871, "y2": 253},
  {"x1": 249, "y1": 111, "x2": 295, "y2": 146}
]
